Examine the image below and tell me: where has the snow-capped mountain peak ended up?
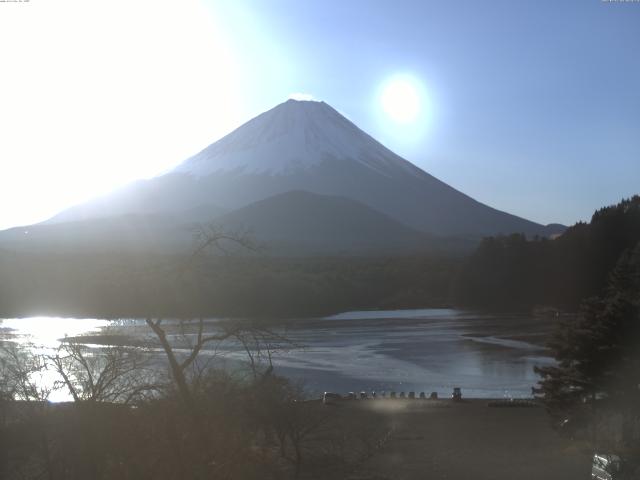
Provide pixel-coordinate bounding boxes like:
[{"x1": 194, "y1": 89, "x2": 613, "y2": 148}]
[
  {"x1": 41, "y1": 99, "x2": 560, "y2": 239},
  {"x1": 173, "y1": 99, "x2": 422, "y2": 178}
]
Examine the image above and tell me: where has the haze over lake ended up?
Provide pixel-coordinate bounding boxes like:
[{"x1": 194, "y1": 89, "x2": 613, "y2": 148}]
[{"x1": 0, "y1": 309, "x2": 554, "y2": 399}]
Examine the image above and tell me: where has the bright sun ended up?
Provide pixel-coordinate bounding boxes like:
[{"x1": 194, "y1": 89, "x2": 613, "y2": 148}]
[
  {"x1": 380, "y1": 75, "x2": 423, "y2": 124},
  {"x1": 0, "y1": 0, "x2": 245, "y2": 230}
]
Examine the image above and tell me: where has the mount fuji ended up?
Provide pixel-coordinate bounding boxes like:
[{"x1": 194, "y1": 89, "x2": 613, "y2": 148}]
[{"x1": 7, "y1": 99, "x2": 563, "y2": 254}]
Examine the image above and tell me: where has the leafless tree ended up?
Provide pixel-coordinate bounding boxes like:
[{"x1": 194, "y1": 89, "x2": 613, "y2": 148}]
[
  {"x1": 145, "y1": 316, "x2": 245, "y2": 409},
  {"x1": 49, "y1": 341, "x2": 161, "y2": 404},
  {"x1": 0, "y1": 342, "x2": 51, "y2": 403},
  {"x1": 0, "y1": 343, "x2": 55, "y2": 479},
  {"x1": 233, "y1": 325, "x2": 298, "y2": 379},
  {"x1": 139, "y1": 225, "x2": 306, "y2": 478},
  {"x1": 145, "y1": 224, "x2": 274, "y2": 406}
]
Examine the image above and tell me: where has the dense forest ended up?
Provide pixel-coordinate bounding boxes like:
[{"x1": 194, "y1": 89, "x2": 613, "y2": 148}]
[
  {"x1": 535, "y1": 241, "x2": 640, "y2": 428},
  {"x1": 453, "y1": 196, "x2": 640, "y2": 311},
  {"x1": 1, "y1": 196, "x2": 638, "y2": 319},
  {"x1": 532, "y1": 214, "x2": 640, "y2": 458},
  {"x1": 0, "y1": 251, "x2": 459, "y2": 319}
]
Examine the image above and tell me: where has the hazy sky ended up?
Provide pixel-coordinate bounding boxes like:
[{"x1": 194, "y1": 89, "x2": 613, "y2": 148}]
[{"x1": 1, "y1": 0, "x2": 638, "y2": 230}]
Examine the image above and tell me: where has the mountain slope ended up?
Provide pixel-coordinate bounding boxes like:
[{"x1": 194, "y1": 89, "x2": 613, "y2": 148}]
[
  {"x1": 214, "y1": 190, "x2": 430, "y2": 254},
  {"x1": 0, "y1": 214, "x2": 192, "y2": 253},
  {"x1": 48, "y1": 174, "x2": 227, "y2": 224},
  {"x1": 0, "y1": 191, "x2": 438, "y2": 255},
  {"x1": 45, "y1": 99, "x2": 562, "y2": 239},
  {"x1": 170, "y1": 99, "x2": 561, "y2": 236}
]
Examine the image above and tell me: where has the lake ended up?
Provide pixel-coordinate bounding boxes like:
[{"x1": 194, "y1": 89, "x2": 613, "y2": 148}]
[{"x1": 0, "y1": 309, "x2": 555, "y2": 400}]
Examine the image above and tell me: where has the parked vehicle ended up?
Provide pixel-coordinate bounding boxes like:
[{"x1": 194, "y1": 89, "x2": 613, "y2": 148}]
[
  {"x1": 399, "y1": 392, "x2": 406, "y2": 399},
  {"x1": 323, "y1": 392, "x2": 342, "y2": 405},
  {"x1": 452, "y1": 387, "x2": 462, "y2": 401},
  {"x1": 390, "y1": 391, "x2": 397, "y2": 399},
  {"x1": 429, "y1": 391, "x2": 438, "y2": 400},
  {"x1": 419, "y1": 392, "x2": 426, "y2": 399},
  {"x1": 408, "y1": 391, "x2": 415, "y2": 399},
  {"x1": 346, "y1": 392, "x2": 357, "y2": 400},
  {"x1": 360, "y1": 391, "x2": 367, "y2": 399},
  {"x1": 591, "y1": 453, "x2": 622, "y2": 480}
]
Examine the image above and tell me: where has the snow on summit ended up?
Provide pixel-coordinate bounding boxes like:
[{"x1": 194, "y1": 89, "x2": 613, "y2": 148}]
[{"x1": 174, "y1": 99, "x2": 422, "y2": 178}]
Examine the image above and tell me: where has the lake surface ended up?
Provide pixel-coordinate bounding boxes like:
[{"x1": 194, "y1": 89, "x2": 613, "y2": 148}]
[{"x1": 0, "y1": 309, "x2": 555, "y2": 400}]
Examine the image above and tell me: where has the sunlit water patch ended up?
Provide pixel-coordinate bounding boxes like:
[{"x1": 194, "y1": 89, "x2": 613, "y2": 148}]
[{"x1": 1, "y1": 317, "x2": 111, "y2": 348}]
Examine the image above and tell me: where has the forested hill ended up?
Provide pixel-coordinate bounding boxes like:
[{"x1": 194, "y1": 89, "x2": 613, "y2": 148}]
[
  {"x1": 0, "y1": 253, "x2": 459, "y2": 319},
  {"x1": 453, "y1": 196, "x2": 640, "y2": 311}
]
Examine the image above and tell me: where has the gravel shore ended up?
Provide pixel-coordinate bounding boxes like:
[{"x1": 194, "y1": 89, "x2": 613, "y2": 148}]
[{"x1": 322, "y1": 398, "x2": 589, "y2": 480}]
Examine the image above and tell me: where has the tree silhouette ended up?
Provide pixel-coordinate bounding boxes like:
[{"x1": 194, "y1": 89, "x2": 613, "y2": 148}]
[
  {"x1": 455, "y1": 195, "x2": 640, "y2": 310},
  {"x1": 535, "y1": 242, "x2": 640, "y2": 446}
]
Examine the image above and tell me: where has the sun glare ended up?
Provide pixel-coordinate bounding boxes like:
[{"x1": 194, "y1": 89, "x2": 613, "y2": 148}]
[
  {"x1": 0, "y1": 0, "x2": 245, "y2": 230},
  {"x1": 380, "y1": 75, "x2": 423, "y2": 124},
  {"x1": 374, "y1": 73, "x2": 432, "y2": 149}
]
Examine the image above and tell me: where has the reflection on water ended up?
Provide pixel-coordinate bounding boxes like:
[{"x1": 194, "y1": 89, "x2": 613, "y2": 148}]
[
  {"x1": 0, "y1": 310, "x2": 555, "y2": 400},
  {"x1": 1, "y1": 317, "x2": 111, "y2": 348}
]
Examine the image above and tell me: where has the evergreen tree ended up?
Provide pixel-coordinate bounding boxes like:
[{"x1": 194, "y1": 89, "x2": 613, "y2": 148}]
[
  {"x1": 535, "y1": 242, "x2": 640, "y2": 442},
  {"x1": 455, "y1": 195, "x2": 640, "y2": 310}
]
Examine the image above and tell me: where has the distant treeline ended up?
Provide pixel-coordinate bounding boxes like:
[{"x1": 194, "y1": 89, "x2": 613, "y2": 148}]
[
  {"x1": 0, "y1": 251, "x2": 460, "y2": 319},
  {"x1": 2, "y1": 196, "x2": 638, "y2": 319},
  {"x1": 453, "y1": 196, "x2": 640, "y2": 311}
]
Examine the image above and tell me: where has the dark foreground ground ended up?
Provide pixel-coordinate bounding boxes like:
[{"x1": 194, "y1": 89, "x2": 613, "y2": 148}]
[{"x1": 320, "y1": 399, "x2": 589, "y2": 480}]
